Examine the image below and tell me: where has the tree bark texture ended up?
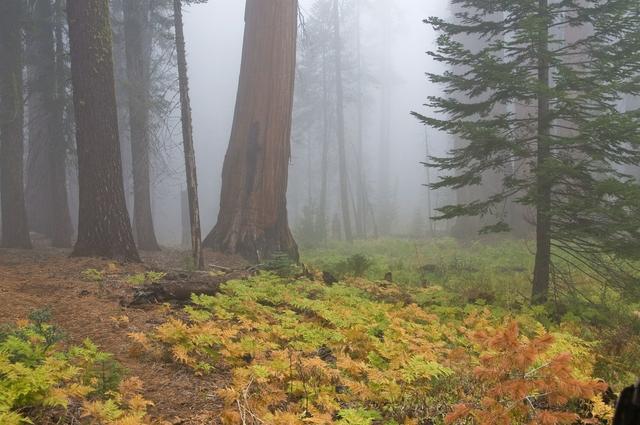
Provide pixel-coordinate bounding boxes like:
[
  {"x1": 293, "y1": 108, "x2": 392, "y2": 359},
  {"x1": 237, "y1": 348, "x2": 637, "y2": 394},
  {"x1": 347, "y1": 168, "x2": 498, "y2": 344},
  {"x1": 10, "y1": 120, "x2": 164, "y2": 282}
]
[
  {"x1": 174, "y1": 0, "x2": 204, "y2": 269},
  {"x1": 25, "y1": 0, "x2": 73, "y2": 248},
  {"x1": 203, "y1": 0, "x2": 299, "y2": 263},
  {"x1": 124, "y1": 0, "x2": 160, "y2": 251},
  {"x1": 0, "y1": 0, "x2": 32, "y2": 249},
  {"x1": 67, "y1": 0, "x2": 140, "y2": 262}
]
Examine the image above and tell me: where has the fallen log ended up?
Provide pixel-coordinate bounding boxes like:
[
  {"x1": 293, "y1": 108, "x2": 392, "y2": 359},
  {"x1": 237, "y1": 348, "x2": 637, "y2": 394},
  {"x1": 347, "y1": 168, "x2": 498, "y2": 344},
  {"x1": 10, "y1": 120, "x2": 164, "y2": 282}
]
[{"x1": 124, "y1": 270, "x2": 249, "y2": 306}]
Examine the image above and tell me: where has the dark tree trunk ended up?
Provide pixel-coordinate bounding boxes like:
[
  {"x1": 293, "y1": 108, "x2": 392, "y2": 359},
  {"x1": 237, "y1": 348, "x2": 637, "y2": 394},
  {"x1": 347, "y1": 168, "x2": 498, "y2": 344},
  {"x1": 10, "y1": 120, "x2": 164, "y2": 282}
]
[
  {"x1": 123, "y1": 0, "x2": 160, "y2": 251},
  {"x1": 0, "y1": 0, "x2": 32, "y2": 249},
  {"x1": 174, "y1": 0, "x2": 204, "y2": 269},
  {"x1": 424, "y1": 129, "x2": 435, "y2": 236},
  {"x1": 52, "y1": 0, "x2": 74, "y2": 247},
  {"x1": 25, "y1": 0, "x2": 73, "y2": 248},
  {"x1": 203, "y1": 0, "x2": 299, "y2": 263},
  {"x1": 67, "y1": 0, "x2": 140, "y2": 262},
  {"x1": 532, "y1": 0, "x2": 552, "y2": 304},
  {"x1": 332, "y1": 0, "x2": 353, "y2": 243},
  {"x1": 110, "y1": 0, "x2": 135, "y2": 214}
]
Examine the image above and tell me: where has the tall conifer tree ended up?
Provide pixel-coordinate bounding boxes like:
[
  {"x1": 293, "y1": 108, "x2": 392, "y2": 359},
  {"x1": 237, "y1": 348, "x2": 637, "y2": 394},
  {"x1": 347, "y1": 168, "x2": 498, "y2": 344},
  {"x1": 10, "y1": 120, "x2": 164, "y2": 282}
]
[
  {"x1": 414, "y1": 0, "x2": 640, "y2": 302},
  {"x1": 67, "y1": 0, "x2": 140, "y2": 261}
]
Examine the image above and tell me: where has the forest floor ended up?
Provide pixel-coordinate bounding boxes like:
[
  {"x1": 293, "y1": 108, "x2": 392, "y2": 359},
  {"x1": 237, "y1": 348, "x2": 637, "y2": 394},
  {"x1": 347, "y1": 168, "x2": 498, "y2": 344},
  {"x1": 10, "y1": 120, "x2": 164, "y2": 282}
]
[
  {"x1": 0, "y1": 247, "x2": 247, "y2": 424},
  {"x1": 1, "y1": 239, "x2": 638, "y2": 424}
]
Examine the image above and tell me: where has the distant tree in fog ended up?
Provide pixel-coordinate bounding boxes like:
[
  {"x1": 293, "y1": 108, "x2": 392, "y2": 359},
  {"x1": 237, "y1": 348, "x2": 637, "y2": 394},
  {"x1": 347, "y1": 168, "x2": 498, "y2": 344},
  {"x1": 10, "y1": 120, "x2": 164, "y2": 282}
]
[
  {"x1": 332, "y1": 0, "x2": 354, "y2": 243},
  {"x1": 24, "y1": 0, "x2": 73, "y2": 248},
  {"x1": 123, "y1": 0, "x2": 161, "y2": 251},
  {"x1": 415, "y1": 0, "x2": 640, "y2": 303},
  {"x1": 0, "y1": 0, "x2": 32, "y2": 249},
  {"x1": 292, "y1": 0, "x2": 379, "y2": 245}
]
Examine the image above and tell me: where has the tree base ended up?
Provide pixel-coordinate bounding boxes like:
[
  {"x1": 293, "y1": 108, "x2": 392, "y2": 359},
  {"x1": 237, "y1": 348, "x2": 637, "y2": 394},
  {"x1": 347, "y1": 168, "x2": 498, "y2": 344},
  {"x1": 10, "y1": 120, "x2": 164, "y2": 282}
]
[
  {"x1": 203, "y1": 221, "x2": 298, "y2": 264},
  {"x1": 71, "y1": 240, "x2": 141, "y2": 263}
]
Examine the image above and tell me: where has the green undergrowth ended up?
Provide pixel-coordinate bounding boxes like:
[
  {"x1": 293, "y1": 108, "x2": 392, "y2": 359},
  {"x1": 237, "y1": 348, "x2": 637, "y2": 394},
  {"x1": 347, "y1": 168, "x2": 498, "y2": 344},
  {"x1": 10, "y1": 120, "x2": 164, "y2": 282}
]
[
  {"x1": 302, "y1": 238, "x2": 534, "y2": 303},
  {"x1": 0, "y1": 310, "x2": 152, "y2": 425},
  {"x1": 303, "y1": 239, "x2": 640, "y2": 383},
  {"x1": 135, "y1": 264, "x2": 632, "y2": 424}
]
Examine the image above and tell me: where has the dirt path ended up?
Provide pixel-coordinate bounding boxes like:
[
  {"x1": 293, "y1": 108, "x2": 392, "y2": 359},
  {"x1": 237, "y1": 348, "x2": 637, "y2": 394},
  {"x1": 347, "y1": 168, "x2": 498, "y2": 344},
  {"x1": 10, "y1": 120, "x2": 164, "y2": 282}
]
[{"x1": 0, "y1": 248, "x2": 246, "y2": 424}]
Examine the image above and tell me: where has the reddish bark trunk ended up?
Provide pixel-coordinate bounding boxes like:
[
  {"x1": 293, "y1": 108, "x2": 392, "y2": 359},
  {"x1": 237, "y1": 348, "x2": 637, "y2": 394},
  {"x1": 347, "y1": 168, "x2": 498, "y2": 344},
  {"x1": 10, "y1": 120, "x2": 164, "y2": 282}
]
[{"x1": 203, "y1": 0, "x2": 299, "y2": 263}]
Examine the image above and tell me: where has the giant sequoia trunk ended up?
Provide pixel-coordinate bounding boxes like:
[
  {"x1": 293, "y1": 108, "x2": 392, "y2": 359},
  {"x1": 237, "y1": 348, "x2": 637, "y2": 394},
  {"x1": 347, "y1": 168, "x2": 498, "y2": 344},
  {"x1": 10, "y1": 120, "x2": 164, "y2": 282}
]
[
  {"x1": 124, "y1": 0, "x2": 160, "y2": 251},
  {"x1": 203, "y1": 0, "x2": 299, "y2": 263},
  {"x1": 67, "y1": 0, "x2": 140, "y2": 262},
  {"x1": 174, "y1": 0, "x2": 204, "y2": 269},
  {"x1": 25, "y1": 0, "x2": 73, "y2": 248},
  {"x1": 0, "y1": 0, "x2": 32, "y2": 249}
]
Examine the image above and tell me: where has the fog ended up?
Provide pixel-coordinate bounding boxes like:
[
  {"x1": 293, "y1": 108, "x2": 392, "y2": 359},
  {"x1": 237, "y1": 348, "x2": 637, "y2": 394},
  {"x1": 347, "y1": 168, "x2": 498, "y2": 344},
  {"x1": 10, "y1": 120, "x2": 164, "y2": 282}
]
[
  {"x1": 3, "y1": 2, "x2": 640, "y2": 421},
  {"x1": 152, "y1": 0, "x2": 451, "y2": 245}
]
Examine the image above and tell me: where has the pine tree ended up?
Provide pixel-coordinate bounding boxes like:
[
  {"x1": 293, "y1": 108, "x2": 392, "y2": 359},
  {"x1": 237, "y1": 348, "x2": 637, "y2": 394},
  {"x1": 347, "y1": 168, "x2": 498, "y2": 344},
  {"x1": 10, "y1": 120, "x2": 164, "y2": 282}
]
[{"x1": 414, "y1": 0, "x2": 640, "y2": 303}]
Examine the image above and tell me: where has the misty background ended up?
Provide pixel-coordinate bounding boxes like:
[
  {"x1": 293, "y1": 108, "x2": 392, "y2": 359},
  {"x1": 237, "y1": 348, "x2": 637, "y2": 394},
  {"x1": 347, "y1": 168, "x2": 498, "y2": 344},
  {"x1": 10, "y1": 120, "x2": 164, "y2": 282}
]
[{"x1": 151, "y1": 0, "x2": 451, "y2": 245}]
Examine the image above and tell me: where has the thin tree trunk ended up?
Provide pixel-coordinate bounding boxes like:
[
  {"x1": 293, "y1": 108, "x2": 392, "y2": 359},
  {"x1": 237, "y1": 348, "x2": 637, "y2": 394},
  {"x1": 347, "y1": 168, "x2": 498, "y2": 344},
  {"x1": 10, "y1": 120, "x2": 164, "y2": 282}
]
[
  {"x1": 378, "y1": 0, "x2": 392, "y2": 236},
  {"x1": 174, "y1": 0, "x2": 204, "y2": 269},
  {"x1": 203, "y1": 0, "x2": 299, "y2": 263},
  {"x1": 0, "y1": 0, "x2": 32, "y2": 249},
  {"x1": 424, "y1": 128, "x2": 435, "y2": 236},
  {"x1": 318, "y1": 46, "x2": 330, "y2": 244},
  {"x1": 124, "y1": 0, "x2": 160, "y2": 251},
  {"x1": 110, "y1": 0, "x2": 134, "y2": 214},
  {"x1": 52, "y1": 0, "x2": 73, "y2": 247},
  {"x1": 355, "y1": 0, "x2": 367, "y2": 238},
  {"x1": 181, "y1": 190, "x2": 190, "y2": 247},
  {"x1": 67, "y1": 0, "x2": 140, "y2": 262},
  {"x1": 532, "y1": 0, "x2": 552, "y2": 304},
  {"x1": 332, "y1": 0, "x2": 353, "y2": 243}
]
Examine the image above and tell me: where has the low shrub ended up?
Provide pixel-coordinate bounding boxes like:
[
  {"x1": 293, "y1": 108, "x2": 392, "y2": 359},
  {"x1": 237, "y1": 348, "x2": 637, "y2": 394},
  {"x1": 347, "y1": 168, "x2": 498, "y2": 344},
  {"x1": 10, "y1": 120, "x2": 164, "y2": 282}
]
[{"x1": 0, "y1": 310, "x2": 152, "y2": 425}]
